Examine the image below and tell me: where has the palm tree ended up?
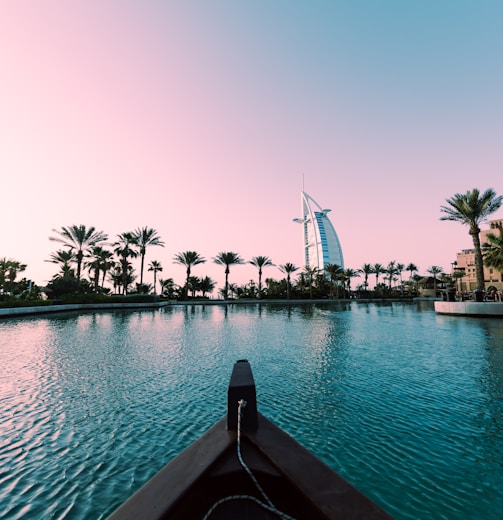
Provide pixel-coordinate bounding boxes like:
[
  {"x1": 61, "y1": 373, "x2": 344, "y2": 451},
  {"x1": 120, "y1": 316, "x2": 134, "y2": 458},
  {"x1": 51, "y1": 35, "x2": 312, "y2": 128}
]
[
  {"x1": 405, "y1": 263, "x2": 419, "y2": 294},
  {"x1": 213, "y1": 252, "x2": 244, "y2": 299},
  {"x1": 199, "y1": 276, "x2": 216, "y2": 298},
  {"x1": 302, "y1": 266, "x2": 319, "y2": 299},
  {"x1": 46, "y1": 249, "x2": 75, "y2": 278},
  {"x1": 173, "y1": 251, "x2": 206, "y2": 299},
  {"x1": 159, "y1": 277, "x2": 177, "y2": 298},
  {"x1": 406, "y1": 263, "x2": 418, "y2": 282},
  {"x1": 50, "y1": 225, "x2": 108, "y2": 281},
  {"x1": 113, "y1": 232, "x2": 138, "y2": 294},
  {"x1": 132, "y1": 227, "x2": 165, "y2": 286},
  {"x1": 427, "y1": 265, "x2": 444, "y2": 297},
  {"x1": 440, "y1": 188, "x2": 503, "y2": 291},
  {"x1": 148, "y1": 260, "x2": 163, "y2": 294},
  {"x1": 227, "y1": 283, "x2": 239, "y2": 299},
  {"x1": 325, "y1": 263, "x2": 343, "y2": 298},
  {"x1": 100, "y1": 253, "x2": 115, "y2": 289},
  {"x1": 343, "y1": 268, "x2": 361, "y2": 296},
  {"x1": 483, "y1": 224, "x2": 503, "y2": 274},
  {"x1": 0, "y1": 258, "x2": 27, "y2": 292},
  {"x1": 396, "y1": 263, "x2": 405, "y2": 293},
  {"x1": 385, "y1": 261, "x2": 399, "y2": 290},
  {"x1": 373, "y1": 263, "x2": 385, "y2": 290},
  {"x1": 85, "y1": 246, "x2": 113, "y2": 291},
  {"x1": 361, "y1": 263, "x2": 374, "y2": 290},
  {"x1": 186, "y1": 276, "x2": 200, "y2": 298},
  {"x1": 279, "y1": 263, "x2": 299, "y2": 299},
  {"x1": 249, "y1": 256, "x2": 274, "y2": 298}
]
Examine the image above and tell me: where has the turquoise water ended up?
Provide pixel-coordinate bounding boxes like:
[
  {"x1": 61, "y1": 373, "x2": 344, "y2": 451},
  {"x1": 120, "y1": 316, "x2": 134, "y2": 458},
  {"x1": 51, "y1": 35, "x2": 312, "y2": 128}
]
[{"x1": 1, "y1": 302, "x2": 502, "y2": 519}]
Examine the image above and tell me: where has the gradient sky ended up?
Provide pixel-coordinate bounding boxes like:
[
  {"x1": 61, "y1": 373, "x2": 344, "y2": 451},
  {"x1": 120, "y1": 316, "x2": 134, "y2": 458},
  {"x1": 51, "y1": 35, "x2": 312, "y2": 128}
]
[{"x1": 1, "y1": 1, "x2": 502, "y2": 293}]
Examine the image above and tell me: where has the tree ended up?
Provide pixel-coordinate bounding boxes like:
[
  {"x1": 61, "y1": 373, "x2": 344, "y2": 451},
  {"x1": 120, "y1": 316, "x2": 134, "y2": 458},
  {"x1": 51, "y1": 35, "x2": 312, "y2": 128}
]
[
  {"x1": 113, "y1": 232, "x2": 138, "y2": 294},
  {"x1": 427, "y1": 265, "x2": 444, "y2": 296},
  {"x1": 385, "y1": 261, "x2": 399, "y2": 290},
  {"x1": 213, "y1": 252, "x2": 244, "y2": 299},
  {"x1": 173, "y1": 251, "x2": 206, "y2": 299},
  {"x1": 46, "y1": 250, "x2": 75, "y2": 278},
  {"x1": 361, "y1": 263, "x2": 374, "y2": 290},
  {"x1": 148, "y1": 260, "x2": 163, "y2": 294},
  {"x1": 440, "y1": 188, "x2": 503, "y2": 291},
  {"x1": 85, "y1": 246, "x2": 113, "y2": 291},
  {"x1": 50, "y1": 225, "x2": 108, "y2": 281},
  {"x1": 324, "y1": 263, "x2": 343, "y2": 298},
  {"x1": 279, "y1": 263, "x2": 299, "y2": 299},
  {"x1": 396, "y1": 263, "x2": 405, "y2": 292},
  {"x1": 249, "y1": 256, "x2": 274, "y2": 298},
  {"x1": 406, "y1": 263, "x2": 418, "y2": 282},
  {"x1": 302, "y1": 266, "x2": 319, "y2": 299},
  {"x1": 373, "y1": 263, "x2": 385, "y2": 290},
  {"x1": 132, "y1": 227, "x2": 165, "y2": 286},
  {"x1": 0, "y1": 258, "x2": 27, "y2": 293},
  {"x1": 159, "y1": 277, "x2": 177, "y2": 298},
  {"x1": 483, "y1": 224, "x2": 503, "y2": 274},
  {"x1": 343, "y1": 268, "x2": 361, "y2": 296},
  {"x1": 199, "y1": 276, "x2": 216, "y2": 298},
  {"x1": 405, "y1": 263, "x2": 419, "y2": 294}
]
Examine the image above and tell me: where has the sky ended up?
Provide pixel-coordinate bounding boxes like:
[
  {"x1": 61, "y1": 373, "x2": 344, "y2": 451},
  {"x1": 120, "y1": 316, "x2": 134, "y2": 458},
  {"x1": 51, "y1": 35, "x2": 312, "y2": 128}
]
[{"x1": 1, "y1": 1, "x2": 503, "y2": 293}]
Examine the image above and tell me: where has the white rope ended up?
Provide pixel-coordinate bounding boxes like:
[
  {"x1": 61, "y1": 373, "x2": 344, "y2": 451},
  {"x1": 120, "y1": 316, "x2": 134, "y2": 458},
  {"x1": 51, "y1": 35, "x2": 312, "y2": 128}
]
[{"x1": 202, "y1": 399, "x2": 296, "y2": 520}]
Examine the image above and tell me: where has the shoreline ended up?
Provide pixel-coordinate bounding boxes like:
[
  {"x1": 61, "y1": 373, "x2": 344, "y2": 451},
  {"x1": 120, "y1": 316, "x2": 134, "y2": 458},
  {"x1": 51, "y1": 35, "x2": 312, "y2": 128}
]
[{"x1": 0, "y1": 297, "x2": 428, "y2": 319}]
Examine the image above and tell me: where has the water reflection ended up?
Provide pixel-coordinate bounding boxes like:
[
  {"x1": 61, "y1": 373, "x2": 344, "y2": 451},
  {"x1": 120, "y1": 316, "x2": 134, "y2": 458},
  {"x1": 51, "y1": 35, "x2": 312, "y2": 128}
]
[{"x1": 0, "y1": 304, "x2": 502, "y2": 520}]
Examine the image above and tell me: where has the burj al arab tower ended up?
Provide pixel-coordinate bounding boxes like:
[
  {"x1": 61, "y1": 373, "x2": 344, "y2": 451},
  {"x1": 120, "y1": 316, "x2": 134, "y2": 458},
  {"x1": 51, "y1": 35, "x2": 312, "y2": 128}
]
[{"x1": 293, "y1": 192, "x2": 344, "y2": 271}]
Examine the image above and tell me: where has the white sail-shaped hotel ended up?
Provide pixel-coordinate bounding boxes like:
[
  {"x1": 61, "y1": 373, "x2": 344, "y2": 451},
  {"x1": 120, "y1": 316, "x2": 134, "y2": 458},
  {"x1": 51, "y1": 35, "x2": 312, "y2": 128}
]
[{"x1": 293, "y1": 192, "x2": 344, "y2": 271}]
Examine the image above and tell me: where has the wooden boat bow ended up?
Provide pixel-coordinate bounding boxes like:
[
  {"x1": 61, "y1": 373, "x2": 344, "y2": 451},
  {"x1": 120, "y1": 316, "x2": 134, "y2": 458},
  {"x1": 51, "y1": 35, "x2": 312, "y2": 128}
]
[{"x1": 108, "y1": 360, "x2": 393, "y2": 519}]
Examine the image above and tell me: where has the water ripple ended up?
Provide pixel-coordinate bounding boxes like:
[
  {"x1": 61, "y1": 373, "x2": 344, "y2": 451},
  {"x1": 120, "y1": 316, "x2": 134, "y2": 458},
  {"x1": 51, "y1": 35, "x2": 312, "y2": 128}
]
[{"x1": 1, "y1": 304, "x2": 502, "y2": 519}]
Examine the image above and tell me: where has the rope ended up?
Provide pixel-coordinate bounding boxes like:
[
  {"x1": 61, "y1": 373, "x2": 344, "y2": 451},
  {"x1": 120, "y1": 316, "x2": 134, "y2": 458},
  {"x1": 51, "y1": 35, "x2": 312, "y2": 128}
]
[{"x1": 202, "y1": 399, "x2": 296, "y2": 520}]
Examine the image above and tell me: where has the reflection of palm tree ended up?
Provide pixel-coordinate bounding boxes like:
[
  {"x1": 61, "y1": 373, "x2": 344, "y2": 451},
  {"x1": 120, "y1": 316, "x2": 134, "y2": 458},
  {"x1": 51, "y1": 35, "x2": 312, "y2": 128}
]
[
  {"x1": 441, "y1": 188, "x2": 502, "y2": 291},
  {"x1": 279, "y1": 263, "x2": 299, "y2": 299},
  {"x1": 173, "y1": 251, "x2": 206, "y2": 299},
  {"x1": 213, "y1": 252, "x2": 244, "y2": 299},
  {"x1": 148, "y1": 260, "x2": 163, "y2": 294},
  {"x1": 249, "y1": 256, "x2": 274, "y2": 298},
  {"x1": 132, "y1": 227, "x2": 165, "y2": 286},
  {"x1": 50, "y1": 225, "x2": 108, "y2": 281}
]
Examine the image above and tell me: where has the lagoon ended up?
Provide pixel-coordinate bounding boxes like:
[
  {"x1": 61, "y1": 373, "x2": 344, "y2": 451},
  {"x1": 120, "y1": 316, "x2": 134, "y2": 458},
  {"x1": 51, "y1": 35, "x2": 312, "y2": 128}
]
[{"x1": 1, "y1": 302, "x2": 502, "y2": 519}]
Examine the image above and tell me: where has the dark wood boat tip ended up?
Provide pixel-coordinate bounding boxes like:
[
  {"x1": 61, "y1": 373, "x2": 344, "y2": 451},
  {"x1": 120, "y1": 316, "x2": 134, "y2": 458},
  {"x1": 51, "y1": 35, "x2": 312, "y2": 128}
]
[{"x1": 107, "y1": 360, "x2": 394, "y2": 520}]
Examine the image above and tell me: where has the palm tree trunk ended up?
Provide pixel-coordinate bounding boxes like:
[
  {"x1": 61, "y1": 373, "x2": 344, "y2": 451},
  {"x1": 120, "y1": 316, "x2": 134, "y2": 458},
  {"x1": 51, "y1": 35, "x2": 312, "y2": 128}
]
[
  {"x1": 140, "y1": 255, "x2": 145, "y2": 285},
  {"x1": 471, "y1": 231, "x2": 485, "y2": 291}
]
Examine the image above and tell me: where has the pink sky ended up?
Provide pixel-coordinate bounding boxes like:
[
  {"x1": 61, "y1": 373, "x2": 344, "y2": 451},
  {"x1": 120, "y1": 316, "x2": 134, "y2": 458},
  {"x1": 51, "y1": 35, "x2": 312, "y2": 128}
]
[{"x1": 1, "y1": 2, "x2": 502, "y2": 293}]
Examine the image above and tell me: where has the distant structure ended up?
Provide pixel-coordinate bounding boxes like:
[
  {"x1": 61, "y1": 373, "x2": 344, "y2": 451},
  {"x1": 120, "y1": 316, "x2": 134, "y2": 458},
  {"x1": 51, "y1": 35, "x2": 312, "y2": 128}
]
[
  {"x1": 452, "y1": 218, "x2": 503, "y2": 292},
  {"x1": 293, "y1": 191, "x2": 344, "y2": 271}
]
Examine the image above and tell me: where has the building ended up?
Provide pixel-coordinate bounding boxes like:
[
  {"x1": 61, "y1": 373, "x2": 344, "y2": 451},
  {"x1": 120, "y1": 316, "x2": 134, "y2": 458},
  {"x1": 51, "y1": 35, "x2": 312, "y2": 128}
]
[
  {"x1": 293, "y1": 191, "x2": 344, "y2": 271},
  {"x1": 452, "y1": 218, "x2": 503, "y2": 292}
]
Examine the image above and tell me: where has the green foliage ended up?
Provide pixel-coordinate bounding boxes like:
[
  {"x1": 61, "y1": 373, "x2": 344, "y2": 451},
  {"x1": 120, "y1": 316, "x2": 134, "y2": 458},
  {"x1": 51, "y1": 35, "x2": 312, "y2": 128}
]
[{"x1": 0, "y1": 298, "x2": 51, "y2": 309}]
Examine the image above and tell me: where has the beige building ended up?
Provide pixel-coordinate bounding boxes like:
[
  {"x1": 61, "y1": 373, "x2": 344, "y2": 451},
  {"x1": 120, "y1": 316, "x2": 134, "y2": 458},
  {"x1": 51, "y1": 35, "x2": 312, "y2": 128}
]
[{"x1": 452, "y1": 218, "x2": 503, "y2": 292}]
